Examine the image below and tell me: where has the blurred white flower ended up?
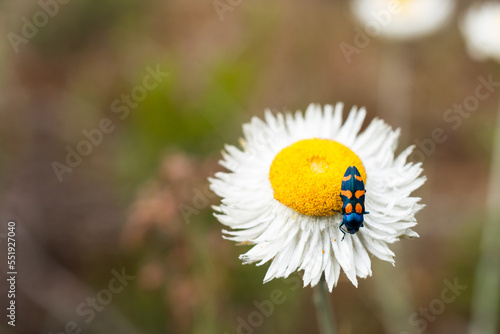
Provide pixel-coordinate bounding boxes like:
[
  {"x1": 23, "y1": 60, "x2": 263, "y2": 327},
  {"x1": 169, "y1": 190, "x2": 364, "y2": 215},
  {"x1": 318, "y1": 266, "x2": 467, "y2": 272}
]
[
  {"x1": 209, "y1": 103, "x2": 426, "y2": 290},
  {"x1": 351, "y1": 0, "x2": 455, "y2": 41},
  {"x1": 461, "y1": 2, "x2": 500, "y2": 62}
]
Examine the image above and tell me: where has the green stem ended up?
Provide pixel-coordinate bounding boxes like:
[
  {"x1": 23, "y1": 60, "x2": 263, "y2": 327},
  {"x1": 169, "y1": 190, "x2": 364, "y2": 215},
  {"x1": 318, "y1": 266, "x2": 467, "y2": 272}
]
[
  {"x1": 313, "y1": 278, "x2": 337, "y2": 334},
  {"x1": 469, "y1": 94, "x2": 500, "y2": 334}
]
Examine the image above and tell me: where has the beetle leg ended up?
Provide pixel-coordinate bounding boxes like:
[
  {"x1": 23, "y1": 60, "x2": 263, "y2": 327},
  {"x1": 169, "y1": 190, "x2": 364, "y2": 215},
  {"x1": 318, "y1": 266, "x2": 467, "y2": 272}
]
[{"x1": 339, "y1": 222, "x2": 347, "y2": 241}]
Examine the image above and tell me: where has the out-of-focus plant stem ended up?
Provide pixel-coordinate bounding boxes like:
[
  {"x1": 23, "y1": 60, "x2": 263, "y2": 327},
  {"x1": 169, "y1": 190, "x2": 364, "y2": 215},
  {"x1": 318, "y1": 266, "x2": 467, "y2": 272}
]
[
  {"x1": 377, "y1": 43, "x2": 413, "y2": 143},
  {"x1": 375, "y1": 42, "x2": 415, "y2": 334},
  {"x1": 469, "y1": 94, "x2": 500, "y2": 334},
  {"x1": 313, "y1": 277, "x2": 336, "y2": 334}
]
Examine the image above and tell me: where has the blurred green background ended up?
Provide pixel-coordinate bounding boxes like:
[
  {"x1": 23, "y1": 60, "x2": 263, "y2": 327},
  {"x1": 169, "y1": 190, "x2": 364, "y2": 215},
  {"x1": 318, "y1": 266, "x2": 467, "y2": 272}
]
[{"x1": 0, "y1": 0, "x2": 499, "y2": 333}]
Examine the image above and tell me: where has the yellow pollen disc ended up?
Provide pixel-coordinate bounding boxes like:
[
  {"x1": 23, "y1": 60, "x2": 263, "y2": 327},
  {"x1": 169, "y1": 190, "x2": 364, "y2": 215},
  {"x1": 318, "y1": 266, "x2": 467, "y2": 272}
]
[{"x1": 269, "y1": 138, "x2": 366, "y2": 216}]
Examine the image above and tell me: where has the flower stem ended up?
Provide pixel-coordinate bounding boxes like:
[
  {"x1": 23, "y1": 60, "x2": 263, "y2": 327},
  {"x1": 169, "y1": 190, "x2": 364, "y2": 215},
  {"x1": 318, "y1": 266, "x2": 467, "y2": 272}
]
[
  {"x1": 377, "y1": 43, "x2": 413, "y2": 142},
  {"x1": 313, "y1": 278, "x2": 337, "y2": 334},
  {"x1": 468, "y1": 94, "x2": 500, "y2": 334}
]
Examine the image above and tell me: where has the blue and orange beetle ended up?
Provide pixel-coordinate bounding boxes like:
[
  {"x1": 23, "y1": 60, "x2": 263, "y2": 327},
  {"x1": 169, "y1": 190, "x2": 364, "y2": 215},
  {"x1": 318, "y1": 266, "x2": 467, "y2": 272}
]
[{"x1": 336, "y1": 166, "x2": 369, "y2": 241}]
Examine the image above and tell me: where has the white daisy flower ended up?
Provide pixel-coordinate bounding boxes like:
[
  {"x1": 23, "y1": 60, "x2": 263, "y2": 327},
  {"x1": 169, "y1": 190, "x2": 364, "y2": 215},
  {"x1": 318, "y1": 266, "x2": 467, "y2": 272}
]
[
  {"x1": 351, "y1": 0, "x2": 455, "y2": 41},
  {"x1": 461, "y1": 2, "x2": 500, "y2": 63},
  {"x1": 209, "y1": 103, "x2": 425, "y2": 291}
]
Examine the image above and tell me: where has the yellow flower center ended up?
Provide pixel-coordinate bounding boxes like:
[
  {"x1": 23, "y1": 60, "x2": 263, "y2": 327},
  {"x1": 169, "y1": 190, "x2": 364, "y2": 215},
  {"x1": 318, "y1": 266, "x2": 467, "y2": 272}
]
[{"x1": 269, "y1": 138, "x2": 366, "y2": 216}]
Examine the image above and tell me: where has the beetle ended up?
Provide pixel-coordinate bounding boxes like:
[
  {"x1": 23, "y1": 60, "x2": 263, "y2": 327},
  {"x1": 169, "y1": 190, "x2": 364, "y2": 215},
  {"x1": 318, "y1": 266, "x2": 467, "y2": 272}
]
[{"x1": 336, "y1": 166, "x2": 369, "y2": 241}]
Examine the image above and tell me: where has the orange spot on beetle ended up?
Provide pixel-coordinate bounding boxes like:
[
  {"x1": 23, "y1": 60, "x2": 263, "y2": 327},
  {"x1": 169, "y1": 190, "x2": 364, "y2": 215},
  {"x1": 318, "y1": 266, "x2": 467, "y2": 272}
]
[
  {"x1": 341, "y1": 190, "x2": 352, "y2": 199},
  {"x1": 345, "y1": 203, "x2": 353, "y2": 213},
  {"x1": 355, "y1": 190, "x2": 365, "y2": 199},
  {"x1": 342, "y1": 175, "x2": 352, "y2": 181},
  {"x1": 355, "y1": 203, "x2": 363, "y2": 214},
  {"x1": 355, "y1": 175, "x2": 363, "y2": 181}
]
